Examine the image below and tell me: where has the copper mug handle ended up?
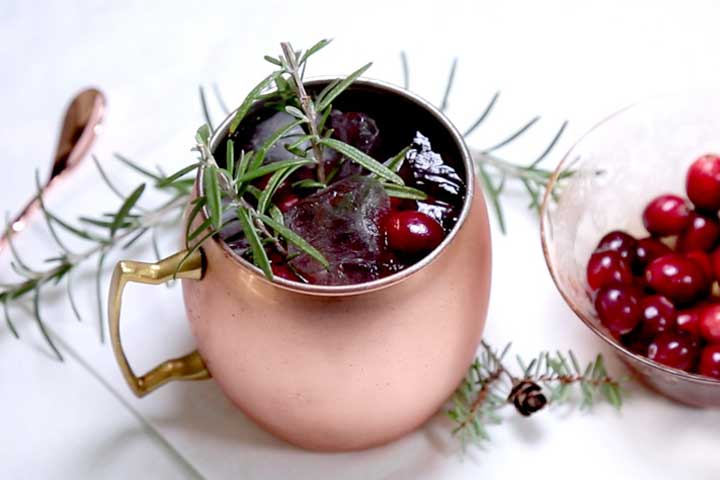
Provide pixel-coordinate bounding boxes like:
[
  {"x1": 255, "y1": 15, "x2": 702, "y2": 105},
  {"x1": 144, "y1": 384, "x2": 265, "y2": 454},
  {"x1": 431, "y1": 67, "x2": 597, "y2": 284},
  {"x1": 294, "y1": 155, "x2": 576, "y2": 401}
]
[{"x1": 108, "y1": 249, "x2": 211, "y2": 397}]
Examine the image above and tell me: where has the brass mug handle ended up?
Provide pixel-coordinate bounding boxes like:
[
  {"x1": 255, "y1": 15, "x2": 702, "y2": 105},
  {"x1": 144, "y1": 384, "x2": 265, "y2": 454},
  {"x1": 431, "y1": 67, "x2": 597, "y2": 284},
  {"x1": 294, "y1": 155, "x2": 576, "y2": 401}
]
[{"x1": 108, "y1": 248, "x2": 211, "y2": 397}]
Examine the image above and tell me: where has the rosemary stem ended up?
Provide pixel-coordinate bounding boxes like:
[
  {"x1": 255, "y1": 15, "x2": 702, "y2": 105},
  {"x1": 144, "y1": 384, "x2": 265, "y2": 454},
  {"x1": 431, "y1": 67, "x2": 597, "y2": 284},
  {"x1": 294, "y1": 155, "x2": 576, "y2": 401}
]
[
  {"x1": 237, "y1": 197, "x2": 287, "y2": 256},
  {"x1": 471, "y1": 148, "x2": 550, "y2": 184},
  {"x1": 280, "y1": 42, "x2": 326, "y2": 184},
  {"x1": 70, "y1": 195, "x2": 187, "y2": 263},
  {"x1": 2, "y1": 195, "x2": 188, "y2": 300}
]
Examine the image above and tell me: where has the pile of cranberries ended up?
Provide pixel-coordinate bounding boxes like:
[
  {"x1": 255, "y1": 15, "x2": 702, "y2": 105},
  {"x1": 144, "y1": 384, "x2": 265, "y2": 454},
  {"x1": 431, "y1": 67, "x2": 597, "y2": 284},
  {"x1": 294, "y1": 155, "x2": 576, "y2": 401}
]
[{"x1": 587, "y1": 154, "x2": 720, "y2": 380}]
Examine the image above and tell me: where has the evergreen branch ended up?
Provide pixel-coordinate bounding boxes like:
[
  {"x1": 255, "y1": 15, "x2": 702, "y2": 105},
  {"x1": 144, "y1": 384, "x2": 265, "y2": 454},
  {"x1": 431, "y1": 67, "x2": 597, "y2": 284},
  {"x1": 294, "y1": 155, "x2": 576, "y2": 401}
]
[{"x1": 448, "y1": 342, "x2": 624, "y2": 449}]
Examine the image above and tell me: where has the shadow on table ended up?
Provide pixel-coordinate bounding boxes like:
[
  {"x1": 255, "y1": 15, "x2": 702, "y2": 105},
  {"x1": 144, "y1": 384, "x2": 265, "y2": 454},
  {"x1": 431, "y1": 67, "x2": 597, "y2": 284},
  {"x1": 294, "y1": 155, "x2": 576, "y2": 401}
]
[{"x1": 125, "y1": 375, "x2": 469, "y2": 478}]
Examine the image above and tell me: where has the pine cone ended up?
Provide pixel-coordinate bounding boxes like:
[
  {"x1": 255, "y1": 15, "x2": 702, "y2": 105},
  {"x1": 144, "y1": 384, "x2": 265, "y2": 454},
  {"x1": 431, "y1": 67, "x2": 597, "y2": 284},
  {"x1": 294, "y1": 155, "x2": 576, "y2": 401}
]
[{"x1": 508, "y1": 380, "x2": 547, "y2": 416}]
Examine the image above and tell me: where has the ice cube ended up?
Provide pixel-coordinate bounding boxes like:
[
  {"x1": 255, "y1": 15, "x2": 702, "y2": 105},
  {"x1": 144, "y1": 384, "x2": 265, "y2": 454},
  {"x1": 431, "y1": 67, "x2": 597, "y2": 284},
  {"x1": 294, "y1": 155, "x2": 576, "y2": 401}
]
[
  {"x1": 218, "y1": 199, "x2": 249, "y2": 253},
  {"x1": 323, "y1": 111, "x2": 380, "y2": 181},
  {"x1": 250, "y1": 111, "x2": 309, "y2": 164},
  {"x1": 284, "y1": 175, "x2": 391, "y2": 285},
  {"x1": 330, "y1": 111, "x2": 379, "y2": 154},
  {"x1": 401, "y1": 132, "x2": 465, "y2": 230},
  {"x1": 403, "y1": 131, "x2": 465, "y2": 200}
]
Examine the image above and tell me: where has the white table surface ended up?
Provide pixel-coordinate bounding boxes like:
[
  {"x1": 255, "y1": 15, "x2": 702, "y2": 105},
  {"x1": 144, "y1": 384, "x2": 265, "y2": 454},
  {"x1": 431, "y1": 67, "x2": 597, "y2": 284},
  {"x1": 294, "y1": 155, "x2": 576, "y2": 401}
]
[{"x1": 2, "y1": 1, "x2": 720, "y2": 478}]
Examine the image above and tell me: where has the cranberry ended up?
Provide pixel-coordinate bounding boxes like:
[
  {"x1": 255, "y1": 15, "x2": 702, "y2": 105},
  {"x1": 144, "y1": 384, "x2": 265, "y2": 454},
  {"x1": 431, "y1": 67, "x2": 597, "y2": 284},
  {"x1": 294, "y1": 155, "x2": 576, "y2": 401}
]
[
  {"x1": 699, "y1": 304, "x2": 720, "y2": 343},
  {"x1": 685, "y1": 250, "x2": 713, "y2": 282},
  {"x1": 586, "y1": 251, "x2": 633, "y2": 291},
  {"x1": 711, "y1": 247, "x2": 720, "y2": 282},
  {"x1": 594, "y1": 285, "x2": 643, "y2": 335},
  {"x1": 638, "y1": 294, "x2": 676, "y2": 338},
  {"x1": 595, "y1": 230, "x2": 637, "y2": 262},
  {"x1": 698, "y1": 344, "x2": 720, "y2": 379},
  {"x1": 621, "y1": 333, "x2": 651, "y2": 356},
  {"x1": 677, "y1": 212, "x2": 720, "y2": 252},
  {"x1": 642, "y1": 194, "x2": 691, "y2": 236},
  {"x1": 384, "y1": 211, "x2": 445, "y2": 255},
  {"x1": 634, "y1": 237, "x2": 672, "y2": 272},
  {"x1": 686, "y1": 154, "x2": 720, "y2": 211},
  {"x1": 255, "y1": 173, "x2": 273, "y2": 190},
  {"x1": 647, "y1": 331, "x2": 699, "y2": 371},
  {"x1": 276, "y1": 194, "x2": 300, "y2": 213},
  {"x1": 645, "y1": 254, "x2": 708, "y2": 304},
  {"x1": 676, "y1": 304, "x2": 703, "y2": 336},
  {"x1": 271, "y1": 263, "x2": 300, "y2": 281}
]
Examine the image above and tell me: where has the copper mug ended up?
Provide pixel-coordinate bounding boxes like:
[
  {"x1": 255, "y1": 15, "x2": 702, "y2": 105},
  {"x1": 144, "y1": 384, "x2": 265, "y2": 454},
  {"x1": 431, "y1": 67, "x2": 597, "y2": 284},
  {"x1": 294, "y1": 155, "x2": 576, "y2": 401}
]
[{"x1": 108, "y1": 78, "x2": 492, "y2": 451}]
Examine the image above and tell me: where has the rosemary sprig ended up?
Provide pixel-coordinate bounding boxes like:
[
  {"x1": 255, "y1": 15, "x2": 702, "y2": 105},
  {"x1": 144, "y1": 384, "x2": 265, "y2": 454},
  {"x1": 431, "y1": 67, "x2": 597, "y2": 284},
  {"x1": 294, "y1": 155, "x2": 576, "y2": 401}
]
[
  {"x1": 193, "y1": 40, "x2": 403, "y2": 281},
  {"x1": 447, "y1": 341, "x2": 624, "y2": 449},
  {"x1": 417, "y1": 53, "x2": 571, "y2": 234},
  {"x1": 280, "y1": 41, "x2": 327, "y2": 183},
  {"x1": 0, "y1": 155, "x2": 194, "y2": 354}
]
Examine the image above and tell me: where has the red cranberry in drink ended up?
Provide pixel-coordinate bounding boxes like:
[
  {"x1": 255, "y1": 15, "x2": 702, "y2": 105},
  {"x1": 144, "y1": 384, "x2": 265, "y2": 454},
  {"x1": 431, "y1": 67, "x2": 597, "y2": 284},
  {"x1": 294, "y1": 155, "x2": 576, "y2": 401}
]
[
  {"x1": 596, "y1": 230, "x2": 637, "y2": 262},
  {"x1": 634, "y1": 237, "x2": 672, "y2": 272},
  {"x1": 676, "y1": 304, "x2": 703, "y2": 336},
  {"x1": 677, "y1": 212, "x2": 720, "y2": 252},
  {"x1": 644, "y1": 254, "x2": 708, "y2": 304},
  {"x1": 647, "y1": 331, "x2": 700, "y2": 371},
  {"x1": 255, "y1": 173, "x2": 273, "y2": 190},
  {"x1": 686, "y1": 154, "x2": 720, "y2": 211},
  {"x1": 276, "y1": 194, "x2": 300, "y2": 213},
  {"x1": 698, "y1": 344, "x2": 720, "y2": 379},
  {"x1": 699, "y1": 303, "x2": 720, "y2": 343},
  {"x1": 586, "y1": 251, "x2": 633, "y2": 291},
  {"x1": 639, "y1": 294, "x2": 676, "y2": 338},
  {"x1": 271, "y1": 263, "x2": 300, "y2": 281},
  {"x1": 594, "y1": 285, "x2": 643, "y2": 336},
  {"x1": 384, "y1": 211, "x2": 445, "y2": 255},
  {"x1": 642, "y1": 194, "x2": 691, "y2": 236}
]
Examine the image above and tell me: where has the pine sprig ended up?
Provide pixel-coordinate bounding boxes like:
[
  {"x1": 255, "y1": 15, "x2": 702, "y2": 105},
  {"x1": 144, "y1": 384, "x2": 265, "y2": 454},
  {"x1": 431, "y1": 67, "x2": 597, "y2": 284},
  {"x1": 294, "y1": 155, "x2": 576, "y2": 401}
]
[{"x1": 448, "y1": 341, "x2": 624, "y2": 449}]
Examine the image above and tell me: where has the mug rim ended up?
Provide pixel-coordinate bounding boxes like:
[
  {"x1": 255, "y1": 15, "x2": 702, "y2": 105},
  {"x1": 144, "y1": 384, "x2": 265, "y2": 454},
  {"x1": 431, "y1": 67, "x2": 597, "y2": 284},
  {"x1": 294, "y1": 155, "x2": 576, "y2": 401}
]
[{"x1": 197, "y1": 76, "x2": 476, "y2": 296}]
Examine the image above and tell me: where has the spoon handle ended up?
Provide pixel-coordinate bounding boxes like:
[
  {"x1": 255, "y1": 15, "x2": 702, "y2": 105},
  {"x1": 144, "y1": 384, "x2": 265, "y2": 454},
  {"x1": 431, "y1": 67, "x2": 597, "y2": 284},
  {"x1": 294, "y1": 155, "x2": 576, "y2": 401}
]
[{"x1": 0, "y1": 88, "x2": 106, "y2": 251}]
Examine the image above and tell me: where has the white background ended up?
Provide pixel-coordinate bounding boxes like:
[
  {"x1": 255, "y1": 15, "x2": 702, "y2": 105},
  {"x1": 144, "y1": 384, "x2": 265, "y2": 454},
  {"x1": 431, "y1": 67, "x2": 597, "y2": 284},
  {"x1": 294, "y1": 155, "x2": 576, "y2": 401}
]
[{"x1": 2, "y1": 1, "x2": 720, "y2": 478}]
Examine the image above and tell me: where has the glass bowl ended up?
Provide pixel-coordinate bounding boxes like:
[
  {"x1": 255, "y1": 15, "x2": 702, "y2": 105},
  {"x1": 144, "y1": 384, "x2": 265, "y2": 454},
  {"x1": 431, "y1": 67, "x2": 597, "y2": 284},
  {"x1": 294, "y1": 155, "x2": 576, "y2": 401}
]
[{"x1": 540, "y1": 92, "x2": 720, "y2": 407}]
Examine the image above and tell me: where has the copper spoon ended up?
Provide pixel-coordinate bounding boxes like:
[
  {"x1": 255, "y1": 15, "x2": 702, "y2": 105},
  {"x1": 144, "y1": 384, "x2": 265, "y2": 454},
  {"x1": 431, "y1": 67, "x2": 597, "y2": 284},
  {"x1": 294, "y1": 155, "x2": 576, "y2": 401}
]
[{"x1": 0, "y1": 88, "x2": 106, "y2": 250}]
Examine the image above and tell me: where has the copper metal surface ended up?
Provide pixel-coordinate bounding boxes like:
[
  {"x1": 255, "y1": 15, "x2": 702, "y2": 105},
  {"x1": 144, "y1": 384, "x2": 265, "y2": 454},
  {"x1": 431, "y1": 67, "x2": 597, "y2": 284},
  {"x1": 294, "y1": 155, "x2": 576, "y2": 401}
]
[{"x1": 110, "y1": 78, "x2": 492, "y2": 450}]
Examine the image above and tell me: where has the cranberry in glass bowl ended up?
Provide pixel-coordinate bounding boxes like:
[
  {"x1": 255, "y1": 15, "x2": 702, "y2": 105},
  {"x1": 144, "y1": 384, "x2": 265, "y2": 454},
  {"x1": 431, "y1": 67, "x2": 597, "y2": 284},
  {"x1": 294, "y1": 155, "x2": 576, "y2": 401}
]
[{"x1": 541, "y1": 93, "x2": 720, "y2": 407}]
